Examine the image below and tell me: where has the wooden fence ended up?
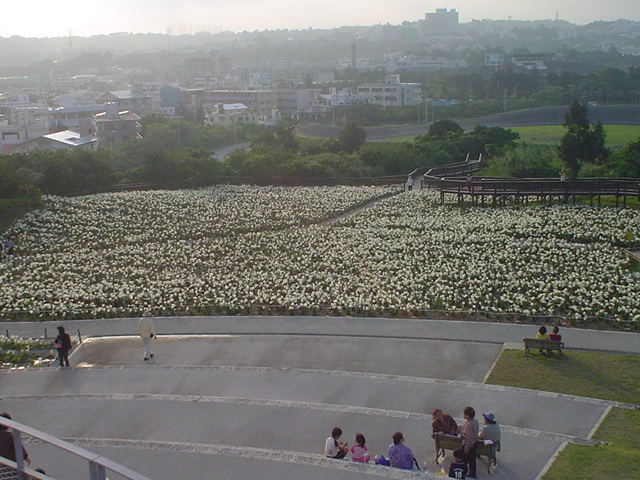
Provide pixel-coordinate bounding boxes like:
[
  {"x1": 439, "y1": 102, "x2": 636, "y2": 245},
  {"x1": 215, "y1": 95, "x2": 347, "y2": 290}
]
[{"x1": 422, "y1": 177, "x2": 640, "y2": 207}]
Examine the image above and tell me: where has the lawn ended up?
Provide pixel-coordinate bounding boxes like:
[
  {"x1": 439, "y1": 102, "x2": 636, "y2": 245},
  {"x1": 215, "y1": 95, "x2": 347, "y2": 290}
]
[
  {"x1": 542, "y1": 408, "x2": 640, "y2": 480},
  {"x1": 486, "y1": 349, "x2": 640, "y2": 404},
  {"x1": 511, "y1": 125, "x2": 640, "y2": 147},
  {"x1": 487, "y1": 349, "x2": 640, "y2": 480},
  {"x1": 375, "y1": 125, "x2": 640, "y2": 147}
]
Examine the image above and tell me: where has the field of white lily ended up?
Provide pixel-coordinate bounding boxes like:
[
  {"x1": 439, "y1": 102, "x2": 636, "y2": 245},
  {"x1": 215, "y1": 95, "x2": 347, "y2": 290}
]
[{"x1": 1, "y1": 185, "x2": 639, "y2": 327}]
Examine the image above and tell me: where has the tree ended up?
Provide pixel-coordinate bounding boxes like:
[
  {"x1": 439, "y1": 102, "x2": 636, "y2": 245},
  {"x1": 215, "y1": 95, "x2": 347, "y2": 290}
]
[
  {"x1": 558, "y1": 101, "x2": 608, "y2": 178},
  {"x1": 611, "y1": 138, "x2": 640, "y2": 177},
  {"x1": 426, "y1": 120, "x2": 463, "y2": 139},
  {"x1": 339, "y1": 121, "x2": 366, "y2": 154},
  {"x1": 254, "y1": 122, "x2": 299, "y2": 152}
]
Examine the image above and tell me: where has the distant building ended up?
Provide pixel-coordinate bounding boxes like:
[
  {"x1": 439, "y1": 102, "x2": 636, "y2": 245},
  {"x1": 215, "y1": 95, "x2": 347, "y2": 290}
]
[
  {"x1": 510, "y1": 54, "x2": 551, "y2": 71},
  {"x1": 195, "y1": 89, "x2": 279, "y2": 118},
  {"x1": 93, "y1": 103, "x2": 142, "y2": 148},
  {"x1": 485, "y1": 53, "x2": 505, "y2": 71},
  {"x1": 316, "y1": 88, "x2": 368, "y2": 107},
  {"x1": 11, "y1": 118, "x2": 97, "y2": 153},
  {"x1": 48, "y1": 95, "x2": 105, "y2": 131},
  {"x1": 183, "y1": 50, "x2": 232, "y2": 84},
  {"x1": 423, "y1": 8, "x2": 459, "y2": 35},
  {"x1": 205, "y1": 103, "x2": 260, "y2": 126},
  {"x1": 357, "y1": 75, "x2": 422, "y2": 107},
  {"x1": 100, "y1": 90, "x2": 152, "y2": 117},
  {"x1": 0, "y1": 109, "x2": 49, "y2": 154}
]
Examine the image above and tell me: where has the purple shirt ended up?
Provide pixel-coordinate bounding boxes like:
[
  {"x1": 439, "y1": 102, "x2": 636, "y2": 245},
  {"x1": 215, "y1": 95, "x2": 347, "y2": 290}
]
[{"x1": 388, "y1": 443, "x2": 414, "y2": 469}]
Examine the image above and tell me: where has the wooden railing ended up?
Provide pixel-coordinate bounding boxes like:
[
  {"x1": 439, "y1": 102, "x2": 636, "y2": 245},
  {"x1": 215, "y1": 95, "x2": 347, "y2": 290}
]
[
  {"x1": 410, "y1": 153, "x2": 483, "y2": 180},
  {"x1": 422, "y1": 177, "x2": 640, "y2": 207}
]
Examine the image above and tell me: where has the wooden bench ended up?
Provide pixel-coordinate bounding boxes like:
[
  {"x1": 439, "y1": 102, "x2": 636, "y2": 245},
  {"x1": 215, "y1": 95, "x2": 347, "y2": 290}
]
[
  {"x1": 433, "y1": 434, "x2": 500, "y2": 473},
  {"x1": 522, "y1": 338, "x2": 564, "y2": 354}
]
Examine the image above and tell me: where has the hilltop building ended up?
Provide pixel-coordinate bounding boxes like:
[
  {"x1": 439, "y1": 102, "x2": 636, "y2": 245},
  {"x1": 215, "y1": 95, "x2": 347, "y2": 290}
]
[{"x1": 423, "y1": 8, "x2": 459, "y2": 35}]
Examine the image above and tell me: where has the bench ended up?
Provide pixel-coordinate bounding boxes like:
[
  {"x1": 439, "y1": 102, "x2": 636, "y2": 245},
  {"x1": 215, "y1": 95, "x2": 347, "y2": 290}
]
[
  {"x1": 522, "y1": 338, "x2": 564, "y2": 354},
  {"x1": 433, "y1": 434, "x2": 500, "y2": 473}
]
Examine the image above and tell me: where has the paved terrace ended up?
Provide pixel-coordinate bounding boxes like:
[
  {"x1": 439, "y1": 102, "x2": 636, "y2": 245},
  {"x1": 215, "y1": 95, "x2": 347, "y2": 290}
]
[{"x1": 0, "y1": 316, "x2": 638, "y2": 480}]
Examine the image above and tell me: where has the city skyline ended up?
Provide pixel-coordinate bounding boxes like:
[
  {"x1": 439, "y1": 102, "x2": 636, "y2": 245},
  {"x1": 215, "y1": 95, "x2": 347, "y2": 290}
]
[{"x1": 3, "y1": 0, "x2": 640, "y2": 38}]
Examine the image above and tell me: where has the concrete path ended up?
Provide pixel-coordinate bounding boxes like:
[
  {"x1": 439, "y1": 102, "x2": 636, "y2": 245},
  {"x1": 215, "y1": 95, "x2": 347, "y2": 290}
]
[
  {"x1": 0, "y1": 316, "x2": 637, "y2": 480},
  {"x1": 5, "y1": 316, "x2": 639, "y2": 354}
]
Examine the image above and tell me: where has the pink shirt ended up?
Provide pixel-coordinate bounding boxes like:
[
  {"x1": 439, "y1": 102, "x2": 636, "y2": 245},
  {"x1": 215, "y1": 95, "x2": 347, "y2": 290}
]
[{"x1": 350, "y1": 444, "x2": 369, "y2": 462}]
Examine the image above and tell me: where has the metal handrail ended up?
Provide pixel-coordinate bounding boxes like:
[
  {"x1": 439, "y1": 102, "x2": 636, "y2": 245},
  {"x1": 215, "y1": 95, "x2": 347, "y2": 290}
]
[{"x1": 0, "y1": 417, "x2": 152, "y2": 480}]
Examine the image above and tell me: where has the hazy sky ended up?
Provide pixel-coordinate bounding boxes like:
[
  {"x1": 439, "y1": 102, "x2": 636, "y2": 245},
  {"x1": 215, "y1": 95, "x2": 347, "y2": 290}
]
[{"x1": 3, "y1": 0, "x2": 639, "y2": 38}]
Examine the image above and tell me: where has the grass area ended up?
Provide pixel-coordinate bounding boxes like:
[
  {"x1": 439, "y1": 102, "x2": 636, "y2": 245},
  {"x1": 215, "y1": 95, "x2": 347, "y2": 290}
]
[
  {"x1": 487, "y1": 349, "x2": 640, "y2": 480},
  {"x1": 512, "y1": 125, "x2": 640, "y2": 147},
  {"x1": 486, "y1": 349, "x2": 640, "y2": 404},
  {"x1": 375, "y1": 125, "x2": 640, "y2": 147},
  {"x1": 543, "y1": 408, "x2": 640, "y2": 480}
]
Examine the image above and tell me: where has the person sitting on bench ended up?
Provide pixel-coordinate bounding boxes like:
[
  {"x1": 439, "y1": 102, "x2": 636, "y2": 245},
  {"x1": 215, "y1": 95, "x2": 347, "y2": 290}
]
[
  {"x1": 479, "y1": 413, "x2": 501, "y2": 444},
  {"x1": 549, "y1": 326, "x2": 562, "y2": 341},
  {"x1": 432, "y1": 408, "x2": 458, "y2": 437},
  {"x1": 535, "y1": 326, "x2": 549, "y2": 353}
]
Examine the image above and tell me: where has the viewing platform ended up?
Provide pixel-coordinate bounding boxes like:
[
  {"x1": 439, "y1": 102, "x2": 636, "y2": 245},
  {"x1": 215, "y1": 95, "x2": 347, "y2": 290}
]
[{"x1": 422, "y1": 177, "x2": 640, "y2": 207}]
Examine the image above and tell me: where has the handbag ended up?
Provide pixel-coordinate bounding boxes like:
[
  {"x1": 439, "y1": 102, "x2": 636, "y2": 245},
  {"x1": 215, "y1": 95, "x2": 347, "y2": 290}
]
[{"x1": 53, "y1": 340, "x2": 62, "y2": 349}]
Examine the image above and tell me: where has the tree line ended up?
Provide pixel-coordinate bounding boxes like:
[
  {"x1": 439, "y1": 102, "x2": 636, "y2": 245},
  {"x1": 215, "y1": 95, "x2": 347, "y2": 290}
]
[{"x1": 1, "y1": 102, "x2": 638, "y2": 207}]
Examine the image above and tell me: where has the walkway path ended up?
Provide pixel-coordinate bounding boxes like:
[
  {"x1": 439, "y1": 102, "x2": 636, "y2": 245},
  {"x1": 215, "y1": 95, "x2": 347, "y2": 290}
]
[
  {"x1": 1, "y1": 316, "x2": 637, "y2": 480},
  {"x1": 6, "y1": 316, "x2": 639, "y2": 354}
]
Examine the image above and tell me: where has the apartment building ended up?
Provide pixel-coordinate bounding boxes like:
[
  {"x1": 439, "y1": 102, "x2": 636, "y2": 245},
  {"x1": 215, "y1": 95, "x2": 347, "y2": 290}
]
[
  {"x1": 357, "y1": 75, "x2": 422, "y2": 107},
  {"x1": 94, "y1": 103, "x2": 142, "y2": 148}
]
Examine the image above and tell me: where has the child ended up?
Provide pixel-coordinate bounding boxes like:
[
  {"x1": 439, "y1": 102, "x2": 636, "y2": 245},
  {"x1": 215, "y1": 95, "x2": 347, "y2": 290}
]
[
  {"x1": 549, "y1": 326, "x2": 562, "y2": 341},
  {"x1": 535, "y1": 326, "x2": 549, "y2": 353},
  {"x1": 448, "y1": 449, "x2": 468, "y2": 479},
  {"x1": 325, "y1": 427, "x2": 348, "y2": 459},
  {"x1": 350, "y1": 433, "x2": 370, "y2": 463}
]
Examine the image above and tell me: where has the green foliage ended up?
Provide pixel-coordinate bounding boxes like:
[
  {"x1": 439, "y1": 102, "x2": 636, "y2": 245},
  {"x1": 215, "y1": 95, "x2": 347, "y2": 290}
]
[
  {"x1": 426, "y1": 119, "x2": 464, "y2": 138},
  {"x1": 339, "y1": 121, "x2": 367, "y2": 154},
  {"x1": 610, "y1": 138, "x2": 640, "y2": 177},
  {"x1": 481, "y1": 143, "x2": 560, "y2": 178},
  {"x1": 253, "y1": 122, "x2": 300, "y2": 152},
  {"x1": 413, "y1": 123, "x2": 519, "y2": 165},
  {"x1": 298, "y1": 136, "x2": 342, "y2": 156},
  {"x1": 0, "y1": 337, "x2": 57, "y2": 368},
  {"x1": 558, "y1": 101, "x2": 609, "y2": 177},
  {"x1": 357, "y1": 142, "x2": 421, "y2": 176}
]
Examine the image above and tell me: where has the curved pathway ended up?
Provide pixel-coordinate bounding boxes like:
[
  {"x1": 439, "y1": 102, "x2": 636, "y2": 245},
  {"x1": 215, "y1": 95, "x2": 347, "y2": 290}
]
[{"x1": 0, "y1": 316, "x2": 637, "y2": 480}]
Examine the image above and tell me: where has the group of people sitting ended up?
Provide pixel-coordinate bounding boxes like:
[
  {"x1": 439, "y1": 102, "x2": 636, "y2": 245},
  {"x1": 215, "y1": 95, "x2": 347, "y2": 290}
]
[
  {"x1": 324, "y1": 406, "x2": 501, "y2": 478},
  {"x1": 324, "y1": 427, "x2": 418, "y2": 469},
  {"x1": 432, "y1": 407, "x2": 501, "y2": 479}
]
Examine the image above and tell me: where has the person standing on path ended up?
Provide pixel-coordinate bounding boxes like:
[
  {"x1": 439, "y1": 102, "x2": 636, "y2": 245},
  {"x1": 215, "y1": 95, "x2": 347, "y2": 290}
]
[
  {"x1": 459, "y1": 406, "x2": 479, "y2": 479},
  {"x1": 406, "y1": 176, "x2": 414, "y2": 191},
  {"x1": 137, "y1": 310, "x2": 156, "y2": 361},
  {"x1": 54, "y1": 325, "x2": 72, "y2": 367}
]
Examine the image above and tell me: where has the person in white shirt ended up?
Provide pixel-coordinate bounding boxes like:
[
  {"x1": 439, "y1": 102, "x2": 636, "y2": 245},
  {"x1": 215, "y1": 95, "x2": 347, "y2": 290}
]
[
  {"x1": 137, "y1": 310, "x2": 156, "y2": 361},
  {"x1": 325, "y1": 427, "x2": 348, "y2": 459},
  {"x1": 406, "y1": 176, "x2": 414, "y2": 191}
]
